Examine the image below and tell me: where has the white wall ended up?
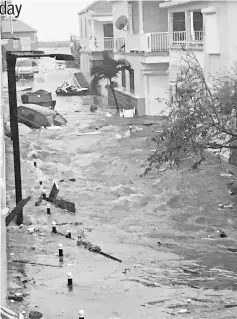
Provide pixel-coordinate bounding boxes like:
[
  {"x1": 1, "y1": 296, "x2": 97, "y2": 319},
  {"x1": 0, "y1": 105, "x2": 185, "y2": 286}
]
[
  {"x1": 112, "y1": 0, "x2": 129, "y2": 48},
  {"x1": 80, "y1": 52, "x2": 91, "y2": 82},
  {"x1": 114, "y1": 52, "x2": 145, "y2": 98},
  {"x1": 94, "y1": 20, "x2": 104, "y2": 39}
]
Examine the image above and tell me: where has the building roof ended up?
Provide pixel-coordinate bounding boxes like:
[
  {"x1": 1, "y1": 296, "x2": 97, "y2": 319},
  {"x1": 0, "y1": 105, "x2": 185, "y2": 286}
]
[
  {"x1": 78, "y1": 0, "x2": 112, "y2": 15},
  {"x1": 1, "y1": 18, "x2": 36, "y2": 33},
  {"x1": 160, "y1": 0, "x2": 200, "y2": 8},
  {"x1": 19, "y1": 104, "x2": 56, "y2": 116}
]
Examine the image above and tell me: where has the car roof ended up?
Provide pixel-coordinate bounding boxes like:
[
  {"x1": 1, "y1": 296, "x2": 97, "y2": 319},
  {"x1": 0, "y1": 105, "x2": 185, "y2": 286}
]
[
  {"x1": 19, "y1": 104, "x2": 56, "y2": 116},
  {"x1": 17, "y1": 58, "x2": 31, "y2": 61}
]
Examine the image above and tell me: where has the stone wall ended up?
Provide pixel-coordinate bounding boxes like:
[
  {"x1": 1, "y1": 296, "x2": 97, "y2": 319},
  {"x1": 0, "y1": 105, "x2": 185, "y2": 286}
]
[{"x1": 108, "y1": 87, "x2": 145, "y2": 116}]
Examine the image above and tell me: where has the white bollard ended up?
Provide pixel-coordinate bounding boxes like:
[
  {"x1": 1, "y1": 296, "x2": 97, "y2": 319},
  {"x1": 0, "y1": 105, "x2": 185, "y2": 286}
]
[
  {"x1": 52, "y1": 221, "x2": 57, "y2": 233},
  {"x1": 78, "y1": 310, "x2": 84, "y2": 319}
]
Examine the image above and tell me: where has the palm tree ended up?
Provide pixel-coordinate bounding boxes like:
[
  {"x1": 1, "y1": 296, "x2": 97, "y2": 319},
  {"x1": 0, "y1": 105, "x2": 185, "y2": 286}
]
[{"x1": 90, "y1": 51, "x2": 131, "y2": 112}]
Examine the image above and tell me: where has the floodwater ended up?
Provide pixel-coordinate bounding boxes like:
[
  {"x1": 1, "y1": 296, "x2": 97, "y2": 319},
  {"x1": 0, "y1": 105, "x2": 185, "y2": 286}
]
[{"x1": 4, "y1": 58, "x2": 237, "y2": 318}]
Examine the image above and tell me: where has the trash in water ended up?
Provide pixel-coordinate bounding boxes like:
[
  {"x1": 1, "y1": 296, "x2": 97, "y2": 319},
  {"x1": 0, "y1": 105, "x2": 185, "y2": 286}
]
[
  {"x1": 28, "y1": 227, "x2": 35, "y2": 234},
  {"x1": 220, "y1": 173, "x2": 233, "y2": 177},
  {"x1": 29, "y1": 310, "x2": 43, "y2": 319},
  {"x1": 120, "y1": 108, "x2": 135, "y2": 118},
  {"x1": 178, "y1": 309, "x2": 189, "y2": 314},
  {"x1": 77, "y1": 131, "x2": 102, "y2": 136},
  {"x1": 8, "y1": 292, "x2": 23, "y2": 301}
]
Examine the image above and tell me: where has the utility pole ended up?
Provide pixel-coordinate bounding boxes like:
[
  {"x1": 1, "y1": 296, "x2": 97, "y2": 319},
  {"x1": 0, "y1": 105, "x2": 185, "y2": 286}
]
[
  {"x1": 6, "y1": 52, "x2": 23, "y2": 225},
  {"x1": 6, "y1": 51, "x2": 75, "y2": 225}
]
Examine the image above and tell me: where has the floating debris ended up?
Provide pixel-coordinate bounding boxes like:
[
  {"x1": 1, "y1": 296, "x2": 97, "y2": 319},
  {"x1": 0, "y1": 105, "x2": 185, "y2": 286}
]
[{"x1": 77, "y1": 235, "x2": 122, "y2": 263}]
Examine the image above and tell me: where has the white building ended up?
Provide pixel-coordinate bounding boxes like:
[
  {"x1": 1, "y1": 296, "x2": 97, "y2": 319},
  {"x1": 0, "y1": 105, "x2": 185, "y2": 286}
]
[
  {"x1": 78, "y1": 0, "x2": 114, "y2": 95},
  {"x1": 78, "y1": 0, "x2": 237, "y2": 116}
]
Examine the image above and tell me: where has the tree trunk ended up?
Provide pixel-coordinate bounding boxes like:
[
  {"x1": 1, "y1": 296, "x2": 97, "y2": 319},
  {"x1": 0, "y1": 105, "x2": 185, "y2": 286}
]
[{"x1": 109, "y1": 80, "x2": 119, "y2": 113}]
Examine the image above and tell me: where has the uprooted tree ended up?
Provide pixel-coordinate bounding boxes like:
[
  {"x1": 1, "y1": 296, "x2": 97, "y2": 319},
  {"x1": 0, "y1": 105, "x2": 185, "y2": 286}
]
[
  {"x1": 90, "y1": 51, "x2": 131, "y2": 112},
  {"x1": 142, "y1": 50, "x2": 237, "y2": 176}
]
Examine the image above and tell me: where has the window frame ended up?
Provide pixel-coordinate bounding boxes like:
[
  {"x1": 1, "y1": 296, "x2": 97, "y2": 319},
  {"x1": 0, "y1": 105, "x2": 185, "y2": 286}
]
[
  {"x1": 129, "y1": 68, "x2": 135, "y2": 93},
  {"x1": 121, "y1": 69, "x2": 126, "y2": 89}
]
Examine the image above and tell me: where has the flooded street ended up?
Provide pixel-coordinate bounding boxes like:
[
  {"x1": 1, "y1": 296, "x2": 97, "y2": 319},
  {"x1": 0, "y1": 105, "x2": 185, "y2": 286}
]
[{"x1": 4, "y1": 60, "x2": 237, "y2": 318}]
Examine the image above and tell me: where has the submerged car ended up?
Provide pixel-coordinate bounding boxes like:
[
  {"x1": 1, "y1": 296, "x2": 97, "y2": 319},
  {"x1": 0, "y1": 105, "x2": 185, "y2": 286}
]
[
  {"x1": 16, "y1": 58, "x2": 34, "y2": 80},
  {"x1": 17, "y1": 104, "x2": 67, "y2": 129},
  {"x1": 21, "y1": 89, "x2": 56, "y2": 109}
]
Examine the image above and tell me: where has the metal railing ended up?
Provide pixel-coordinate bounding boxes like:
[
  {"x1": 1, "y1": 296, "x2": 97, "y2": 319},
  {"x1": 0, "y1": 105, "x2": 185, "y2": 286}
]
[
  {"x1": 147, "y1": 32, "x2": 169, "y2": 51},
  {"x1": 172, "y1": 31, "x2": 187, "y2": 47},
  {"x1": 93, "y1": 37, "x2": 114, "y2": 51},
  {"x1": 172, "y1": 31, "x2": 203, "y2": 48},
  {"x1": 193, "y1": 31, "x2": 203, "y2": 42}
]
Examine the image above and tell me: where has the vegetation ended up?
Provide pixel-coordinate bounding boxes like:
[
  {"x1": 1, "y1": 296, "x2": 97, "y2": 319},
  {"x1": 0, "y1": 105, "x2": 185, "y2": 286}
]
[
  {"x1": 142, "y1": 50, "x2": 237, "y2": 176},
  {"x1": 90, "y1": 51, "x2": 131, "y2": 112}
]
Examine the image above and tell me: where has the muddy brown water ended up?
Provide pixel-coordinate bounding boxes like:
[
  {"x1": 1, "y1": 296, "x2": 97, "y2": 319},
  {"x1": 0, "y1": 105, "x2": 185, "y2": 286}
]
[{"x1": 4, "y1": 65, "x2": 237, "y2": 318}]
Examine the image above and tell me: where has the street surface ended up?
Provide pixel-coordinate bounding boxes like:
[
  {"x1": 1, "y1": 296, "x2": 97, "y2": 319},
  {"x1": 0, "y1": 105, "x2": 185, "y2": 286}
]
[{"x1": 4, "y1": 55, "x2": 237, "y2": 318}]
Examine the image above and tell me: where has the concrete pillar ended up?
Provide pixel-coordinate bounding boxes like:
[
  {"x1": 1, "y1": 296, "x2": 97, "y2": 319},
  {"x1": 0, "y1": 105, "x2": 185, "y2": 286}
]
[
  {"x1": 168, "y1": 11, "x2": 173, "y2": 47},
  {"x1": 144, "y1": 74, "x2": 149, "y2": 115},
  {"x1": 91, "y1": 19, "x2": 95, "y2": 51},
  {"x1": 138, "y1": 0, "x2": 144, "y2": 34},
  {"x1": 185, "y1": 10, "x2": 192, "y2": 48}
]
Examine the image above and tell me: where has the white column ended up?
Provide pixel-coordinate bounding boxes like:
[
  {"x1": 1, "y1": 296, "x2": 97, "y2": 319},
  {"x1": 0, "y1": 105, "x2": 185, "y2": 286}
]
[
  {"x1": 91, "y1": 19, "x2": 95, "y2": 51},
  {"x1": 139, "y1": 0, "x2": 144, "y2": 34},
  {"x1": 144, "y1": 73, "x2": 149, "y2": 115},
  {"x1": 185, "y1": 10, "x2": 192, "y2": 48},
  {"x1": 168, "y1": 11, "x2": 173, "y2": 47}
]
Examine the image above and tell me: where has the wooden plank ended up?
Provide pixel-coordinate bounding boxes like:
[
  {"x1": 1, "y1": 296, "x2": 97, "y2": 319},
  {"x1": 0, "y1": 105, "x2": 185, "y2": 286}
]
[
  {"x1": 97, "y1": 251, "x2": 122, "y2": 263},
  {"x1": 77, "y1": 131, "x2": 102, "y2": 136},
  {"x1": 51, "y1": 198, "x2": 76, "y2": 213},
  {"x1": 5, "y1": 197, "x2": 31, "y2": 226},
  {"x1": 48, "y1": 183, "x2": 59, "y2": 201}
]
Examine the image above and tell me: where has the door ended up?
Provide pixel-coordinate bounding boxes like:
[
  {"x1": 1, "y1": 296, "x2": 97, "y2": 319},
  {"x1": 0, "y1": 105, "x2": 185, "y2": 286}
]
[
  {"x1": 147, "y1": 75, "x2": 169, "y2": 116},
  {"x1": 103, "y1": 23, "x2": 113, "y2": 37}
]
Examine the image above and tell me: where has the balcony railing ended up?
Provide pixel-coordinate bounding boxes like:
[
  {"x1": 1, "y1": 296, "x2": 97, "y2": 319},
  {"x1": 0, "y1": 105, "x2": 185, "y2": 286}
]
[
  {"x1": 172, "y1": 31, "x2": 187, "y2": 47},
  {"x1": 172, "y1": 31, "x2": 203, "y2": 48},
  {"x1": 92, "y1": 37, "x2": 114, "y2": 51},
  {"x1": 114, "y1": 31, "x2": 203, "y2": 53},
  {"x1": 147, "y1": 32, "x2": 169, "y2": 52}
]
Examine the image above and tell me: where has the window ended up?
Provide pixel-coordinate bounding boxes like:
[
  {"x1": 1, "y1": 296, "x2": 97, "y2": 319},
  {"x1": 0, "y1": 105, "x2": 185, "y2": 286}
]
[
  {"x1": 121, "y1": 69, "x2": 126, "y2": 88},
  {"x1": 16, "y1": 58, "x2": 32, "y2": 67},
  {"x1": 34, "y1": 113, "x2": 47, "y2": 127},
  {"x1": 129, "y1": 69, "x2": 135, "y2": 92},
  {"x1": 173, "y1": 12, "x2": 185, "y2": 31},
  {"x1": 46, "y1": 114, "x2": 67, "y2": 126}
]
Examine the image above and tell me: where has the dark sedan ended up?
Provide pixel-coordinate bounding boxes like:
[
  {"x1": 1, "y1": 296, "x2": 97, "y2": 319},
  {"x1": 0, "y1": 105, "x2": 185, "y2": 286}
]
[{"x1": 17, "y1": 104, "x2": 67, "y2": 129}]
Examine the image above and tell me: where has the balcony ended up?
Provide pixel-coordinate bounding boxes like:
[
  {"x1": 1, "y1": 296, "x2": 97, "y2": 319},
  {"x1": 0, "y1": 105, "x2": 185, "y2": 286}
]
[
  {"x1": 80, "y1": 37, "x2": 114, "y2": 52},
  {"x1": 172, "y1": 31, "x2": 203, "y2": 49},
  {"x1": 92, "y1": 37, "x2": 114, "y2": 51},
  {"x1": 147, "y1": 32, "x2": 169, "y2": 52},
  {"x1": 115, "y1": 32, "x2": 169, "y2": 53}
]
